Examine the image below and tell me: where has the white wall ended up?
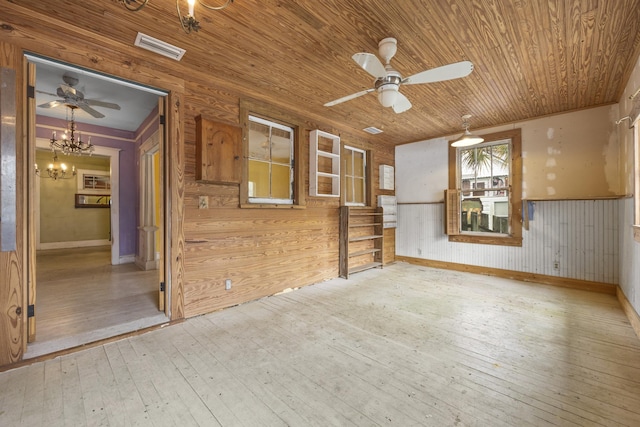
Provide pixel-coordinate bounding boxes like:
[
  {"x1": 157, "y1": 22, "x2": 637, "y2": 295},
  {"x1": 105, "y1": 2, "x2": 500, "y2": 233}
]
[
  {"x1": 618, "y1": 53, "x2": 640, "y2": 316},
  {"x1": 395, "y1": 106, "x2": 623, "y2": 287}
]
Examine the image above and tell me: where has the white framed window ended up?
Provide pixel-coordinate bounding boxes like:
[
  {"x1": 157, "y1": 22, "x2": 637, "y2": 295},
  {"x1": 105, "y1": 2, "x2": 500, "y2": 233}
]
[
  {"x1": 76, "y1": 169, "x2": 111, "y2": 194},
  {"x1": 343, "y1": 145, "x2": 367, "y2": 206},
  {"x1": 247, "y1": 115, "x2": 294, "y2": 205}
]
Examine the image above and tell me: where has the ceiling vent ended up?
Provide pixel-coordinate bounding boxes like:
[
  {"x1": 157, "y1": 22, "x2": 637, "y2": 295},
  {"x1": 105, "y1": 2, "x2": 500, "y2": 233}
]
[
  {"x1": 363, "y1": 126, "x2": 383, "y2": 135},
  {"x1": 134, "y1": 32, "x2": 186, "y2": 61}
]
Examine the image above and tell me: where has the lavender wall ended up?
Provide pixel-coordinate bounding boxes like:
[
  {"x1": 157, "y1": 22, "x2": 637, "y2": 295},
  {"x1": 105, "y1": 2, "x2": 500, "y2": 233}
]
[{"x1": 36, "y1": 115, "x2": 137, "y2": 257}]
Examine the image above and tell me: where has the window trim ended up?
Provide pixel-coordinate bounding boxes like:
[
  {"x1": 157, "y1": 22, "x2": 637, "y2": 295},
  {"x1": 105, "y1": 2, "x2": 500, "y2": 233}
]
[
  {"x1": 343, "y1": 144, "x2": 367, "y2": 207},
  {"x1": 341, "y1": 144, "x2": 373, "y2": 207},
  {"x1": 447, "y1": 128, "x2": 522, "y2": 246},
  {"x1": 239, "y1": 99, "x2": 305, "y2": 209},
  {"x1": 633, "y1": 121, "x2": 640, "y2": 242}
]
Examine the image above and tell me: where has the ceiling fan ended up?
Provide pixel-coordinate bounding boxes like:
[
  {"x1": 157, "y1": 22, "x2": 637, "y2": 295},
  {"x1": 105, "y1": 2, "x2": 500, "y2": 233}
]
[
  {"x1": 324, "y1": 37, "x2": 474, "y2": 114},
  {"x1": 37, "y1": 74, "x2": 121, "y2": 119}
]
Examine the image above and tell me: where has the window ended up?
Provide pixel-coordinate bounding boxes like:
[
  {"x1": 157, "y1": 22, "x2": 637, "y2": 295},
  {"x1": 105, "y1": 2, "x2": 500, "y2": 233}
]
[
  {"x1": 240, "y1": 100, "x2": 305, "y2": 208},
  {"x1": 247, "y1": 115, "x2": 294, "y2": 204},
  {"x1": 447, "y1": 128, "x2": 522, "y2": 246},
  {"x1": 343, "y1": 145, "x2": 367, "y2": 206},
  {"x1": 76, "y1": 169, "x2": 111, "y2": 194}
]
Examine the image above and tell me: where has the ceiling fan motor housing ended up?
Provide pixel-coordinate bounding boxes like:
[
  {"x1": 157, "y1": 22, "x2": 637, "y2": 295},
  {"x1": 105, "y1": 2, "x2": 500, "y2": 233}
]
[{"x1": 378, "y1": 37, "x2": 398, "y2": 63}]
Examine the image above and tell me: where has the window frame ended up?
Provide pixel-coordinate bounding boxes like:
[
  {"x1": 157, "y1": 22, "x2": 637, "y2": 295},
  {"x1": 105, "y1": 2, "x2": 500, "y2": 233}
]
[
  {"x1": 247, "y1": 115, "x2": 294, "y2": 204},
  {"x1": 447, "y1": 128, "x2": 522, "y2": 246},
  {"x1": 343, "y1": 144, "x2": 367, "y2": 207},
  {"x1": 239, "y1": 100, "x2": 305, "y2": 209},
  {"x1": 341, "y1": 144, "x2": 373, "y2": 207},
  {"x1": 633, "y1": 122, "x2": 640, "y2": 241}
]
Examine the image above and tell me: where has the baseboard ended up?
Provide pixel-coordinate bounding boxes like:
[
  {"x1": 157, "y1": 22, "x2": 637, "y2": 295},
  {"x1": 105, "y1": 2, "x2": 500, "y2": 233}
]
[
  {"x1": 120, "y1": 254, "x2": 136, "y2": 264},
  {"x1": 38, "y1": 239, "x2": 110, "y2": 250},
  {"x1": 617, "y1": 288, "x2": 640, "y2": 340},
  {"x1": 396, "y1": 256, "x2": 617, "y2": 295}
]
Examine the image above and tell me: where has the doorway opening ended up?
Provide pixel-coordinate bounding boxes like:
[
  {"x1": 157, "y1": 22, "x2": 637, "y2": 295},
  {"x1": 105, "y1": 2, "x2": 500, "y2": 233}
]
[{"x1": 25, "y1": 54, "x2": 169, "y2": 358}]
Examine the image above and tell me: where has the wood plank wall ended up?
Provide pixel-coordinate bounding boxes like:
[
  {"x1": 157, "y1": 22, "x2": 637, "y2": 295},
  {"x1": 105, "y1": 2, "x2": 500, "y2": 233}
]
[
  {"x1": 0, "y1": 4, "x2": 396, "y2": 332},
  {"x1": 0, "y1": 41, "x2": 24, "y2": 365},
  {"x1": 396, "y1": 200, "x2": 620, "y2": 285},
  {"x1": 182, "y1": 81, "x2": 394, "y2": 317}
]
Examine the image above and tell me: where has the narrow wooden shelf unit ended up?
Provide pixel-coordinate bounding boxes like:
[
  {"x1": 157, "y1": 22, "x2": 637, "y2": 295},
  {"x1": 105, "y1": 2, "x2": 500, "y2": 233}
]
[{"x1": 339, "y1": 206, "x2": 384, "y2": 278}]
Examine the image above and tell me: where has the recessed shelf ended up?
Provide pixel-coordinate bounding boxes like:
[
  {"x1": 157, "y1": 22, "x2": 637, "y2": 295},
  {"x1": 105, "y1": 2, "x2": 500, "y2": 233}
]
[{"x1": 310, "y1": 130, "x2": 340, "y2": 197}]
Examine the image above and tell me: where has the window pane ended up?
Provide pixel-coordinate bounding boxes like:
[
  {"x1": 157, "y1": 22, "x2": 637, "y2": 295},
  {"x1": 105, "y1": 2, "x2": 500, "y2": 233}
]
[
  {"x1": 249, "y1": 121, "x2": 271, "y2": 161},
  {"x1": 345, "y1": 176, "x2": 354, "y2": 202},
  {"x1": 344, "y1": 150, "x2": 353, "y2": 175},
  {"x1": 248, "y1": 160, "x2": 270, "y2": 197},
  {"x1": 354, "y1": 177, "x2": 365, "y2": 203},
  {"x1": 270, "y1": 129, "x2": 291, "y2": 164},
  {"x1": 271, "y1": 164, "x2": 291, "y2": 199},
  {"x1": 353, "y1": 151, "x2": 364, "y2": 179}
]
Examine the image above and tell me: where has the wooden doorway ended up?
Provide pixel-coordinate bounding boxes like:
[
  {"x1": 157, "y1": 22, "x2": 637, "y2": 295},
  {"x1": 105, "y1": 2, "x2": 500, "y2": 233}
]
[{"x1": 25, "y1": 55, "x2": 169, "y2": 358}]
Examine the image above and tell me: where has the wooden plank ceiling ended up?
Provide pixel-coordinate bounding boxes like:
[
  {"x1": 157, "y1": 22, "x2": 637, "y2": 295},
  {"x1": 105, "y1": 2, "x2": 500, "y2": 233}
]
[{"x1": 13, "y1": 0, "x2": 640, "y2": 144}]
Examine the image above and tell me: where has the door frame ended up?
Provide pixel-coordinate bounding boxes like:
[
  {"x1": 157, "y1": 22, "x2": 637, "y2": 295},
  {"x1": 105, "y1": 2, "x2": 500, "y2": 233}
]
[{"x1": 25, "y1": 54, "x2": 174, "y2": 346}]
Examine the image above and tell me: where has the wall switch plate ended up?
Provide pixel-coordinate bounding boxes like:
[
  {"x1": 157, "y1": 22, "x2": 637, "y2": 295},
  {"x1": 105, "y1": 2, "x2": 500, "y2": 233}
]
[{"x1": 225, "y1": 279, "x2": 232, "y2": 290}]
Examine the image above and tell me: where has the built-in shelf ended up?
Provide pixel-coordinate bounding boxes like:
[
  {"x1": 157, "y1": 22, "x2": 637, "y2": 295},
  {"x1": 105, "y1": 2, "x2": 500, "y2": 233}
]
[
  {"x1": 310, "y1": 129, "x2": 340, "y2": 197},
  {"x1": 339, "y1": 206, "x2": 384, "y2": 278}
]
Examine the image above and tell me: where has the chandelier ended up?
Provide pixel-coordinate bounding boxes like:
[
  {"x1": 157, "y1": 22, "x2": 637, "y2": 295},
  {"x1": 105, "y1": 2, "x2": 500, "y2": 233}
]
[
  {"x1": 50, "y1": 106, "x2": 94, "y2": 156},
  {"x1": 120, "y1": 0, "x2": 234, "y2": 34},
  {"x1": 35, "y1": 153, "x2": 76, "y2": 181}
]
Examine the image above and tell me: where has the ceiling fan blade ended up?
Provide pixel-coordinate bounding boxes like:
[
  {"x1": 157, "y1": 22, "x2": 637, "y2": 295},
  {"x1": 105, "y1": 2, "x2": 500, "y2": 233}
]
[
  {"x1": 392, "y1": 92, "x2": 412, "y2": 114},
  {"x1": 36, "y1": 90, "x2": 59, "y2": 97},
  {"x1": 402, "y1": 60, "x2": 474, "y2": 85},
  {"x1": 78, "y1": 103, "x2": 105, "y2": 118},
  {"x1": 324, "y1": 88, "x2": 375, "y2": 107},
  {"x1": 38, "y1": 100, "x2": 64, "y2": 109},
  {"x1": 352, "y1": 53, "x2": 386, "y2": 78},
  {"x1": 86, "y1": 99, "x2": 121, "y2": 110}
]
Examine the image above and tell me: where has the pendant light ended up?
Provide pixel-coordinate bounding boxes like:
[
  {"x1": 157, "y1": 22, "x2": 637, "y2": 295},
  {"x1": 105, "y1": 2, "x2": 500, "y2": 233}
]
[{"x1": 451, "y1": 114, "x2": 484, "y2": 147}]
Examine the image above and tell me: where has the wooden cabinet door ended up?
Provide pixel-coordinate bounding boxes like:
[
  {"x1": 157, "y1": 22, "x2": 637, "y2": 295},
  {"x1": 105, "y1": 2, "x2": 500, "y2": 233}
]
[{"x1": 195, "y1": 116, "x2": 242, "y2": 184}]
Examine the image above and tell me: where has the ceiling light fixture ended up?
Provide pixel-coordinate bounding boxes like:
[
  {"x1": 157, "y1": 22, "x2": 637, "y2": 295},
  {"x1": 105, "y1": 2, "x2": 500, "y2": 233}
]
[
  {"x1": 120, "y1": 0, "x2": 233, "y2": 34},
  {"x1": 50, "y1": 106, "x2": 95, "y2": 156},
  {"x1": 451, "y1": 114, "x2": 484, "y2": 147},
  {"x1": 35, "y1": 153, "x2": 76, "y2": 181},
  {"x1": 177, "y1": 0, "x2": 234, "y2": 34}
]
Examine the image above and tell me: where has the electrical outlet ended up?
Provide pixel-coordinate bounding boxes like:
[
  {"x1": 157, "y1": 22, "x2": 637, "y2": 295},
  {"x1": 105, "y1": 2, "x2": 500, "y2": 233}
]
[
  {"x1": 553, "y1": 261, "x2": 560, "y2": 270},
  {"x1": 199, "y1": 196, "x2": 208, "y2": 209},
  {"x1": 225, "y1": 279, "x2": 232, "y2": 290}
]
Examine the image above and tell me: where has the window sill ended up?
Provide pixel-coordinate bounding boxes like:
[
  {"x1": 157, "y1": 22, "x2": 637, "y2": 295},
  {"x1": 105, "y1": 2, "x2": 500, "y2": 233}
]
[
  {"x1": 240, "y1": 203, "x2": 306, "y2": 210},
  {"x1": 449, "y1": 234, "x2": 523, "y2": 247}
]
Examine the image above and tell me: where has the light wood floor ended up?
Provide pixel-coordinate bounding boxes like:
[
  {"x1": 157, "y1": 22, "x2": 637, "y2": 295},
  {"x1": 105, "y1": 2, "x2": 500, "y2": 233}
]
[
  {"x1": 25, "y1": 246, "x2": 168, "y2": 358},
  {"x1": 3, "y1": 262, "x2": 640, "y2": 426}
]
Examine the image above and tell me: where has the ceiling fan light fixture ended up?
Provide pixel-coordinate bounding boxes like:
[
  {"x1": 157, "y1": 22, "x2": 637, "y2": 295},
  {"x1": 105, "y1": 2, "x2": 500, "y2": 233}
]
[
  {"x1": 378, "y1": 85, "x2": 398, "y2": 108},
  {"x1": 451, "y1": 114, "x2": 484, "y2": 147}
]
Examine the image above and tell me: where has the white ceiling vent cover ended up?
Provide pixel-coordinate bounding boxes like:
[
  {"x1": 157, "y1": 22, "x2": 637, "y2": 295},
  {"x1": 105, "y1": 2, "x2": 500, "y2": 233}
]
[
  {"x1": 363, "y1": 126, "x2": 383, "y2": 135},
  {"x1": 134, "y1": 32, "x2": 186, "y2": 61}
]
